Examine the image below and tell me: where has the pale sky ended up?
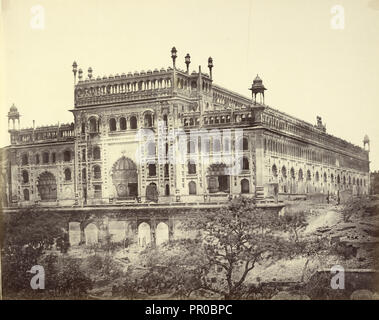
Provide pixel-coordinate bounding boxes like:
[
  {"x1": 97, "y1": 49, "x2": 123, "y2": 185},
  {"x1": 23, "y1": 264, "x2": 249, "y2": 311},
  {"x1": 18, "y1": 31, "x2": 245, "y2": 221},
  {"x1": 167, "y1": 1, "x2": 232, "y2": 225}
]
[{"x1": 1, "y1": 0, "x2": 379, "y2": 170}]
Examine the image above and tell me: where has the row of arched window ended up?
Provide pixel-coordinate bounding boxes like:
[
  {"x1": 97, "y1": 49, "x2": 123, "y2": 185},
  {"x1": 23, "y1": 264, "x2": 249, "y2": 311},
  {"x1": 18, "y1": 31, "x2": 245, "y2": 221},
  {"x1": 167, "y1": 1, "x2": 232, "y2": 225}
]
[
  {"x1": 212, "y1": 92, "x2": 249, "y2": 109},
  {"x1": 81, "y1": 146, "x2": 101, "y2": 161},
  {"x1": 84, "y1": 114, "x2": 158, "y2": 134},
  {"x1": 271, "y1": 164, "x2": 366, "y2": 186},
  {"x1": 21, "y1": 168, "x2": 72, "y2": 184},
  {"x1": 21, "y1": 150, "x2": 71, "y2": 166},
  {"x1": 186, "y1": 137, "x2": 249, "y2": 154}
]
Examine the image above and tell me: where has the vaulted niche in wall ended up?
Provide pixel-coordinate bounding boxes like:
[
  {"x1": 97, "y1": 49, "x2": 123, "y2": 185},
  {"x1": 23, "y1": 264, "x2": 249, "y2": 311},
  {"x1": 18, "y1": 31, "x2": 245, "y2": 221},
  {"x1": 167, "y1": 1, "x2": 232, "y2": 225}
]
[
  {"x1": 207, "y1": 163, "x2": 230, "y2": 193},
  {"x1": 111, "y1": 156, "x2": 138, "y2": 199},
  {"x1": 37, "y1": 171, "x2": 57, "y2": 201}
]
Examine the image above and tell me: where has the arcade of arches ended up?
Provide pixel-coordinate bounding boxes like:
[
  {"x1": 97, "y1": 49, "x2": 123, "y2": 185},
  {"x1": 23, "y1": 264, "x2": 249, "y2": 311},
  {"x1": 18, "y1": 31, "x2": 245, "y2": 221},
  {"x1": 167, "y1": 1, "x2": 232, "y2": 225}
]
[{"x1": 68, "y1": 218, "x2": 171, "y2": 249}]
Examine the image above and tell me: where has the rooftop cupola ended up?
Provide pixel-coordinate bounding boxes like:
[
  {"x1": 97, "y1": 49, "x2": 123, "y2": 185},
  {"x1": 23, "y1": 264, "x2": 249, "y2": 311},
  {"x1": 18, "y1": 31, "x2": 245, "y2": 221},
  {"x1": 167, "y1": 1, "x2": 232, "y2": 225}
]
[
  {"x1": 249, "y1": 74, "x2": 267, "y2": 105},
  {"x1": 8, "y1": 103, "x2": 20, "y2": 131}
]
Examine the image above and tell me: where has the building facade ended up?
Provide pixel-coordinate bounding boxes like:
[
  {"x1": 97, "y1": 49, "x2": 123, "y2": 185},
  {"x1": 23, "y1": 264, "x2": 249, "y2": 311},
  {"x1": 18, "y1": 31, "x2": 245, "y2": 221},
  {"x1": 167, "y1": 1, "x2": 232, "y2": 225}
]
[{"x1": 1, "y1": 48, "x2": 371, "y2": 210}]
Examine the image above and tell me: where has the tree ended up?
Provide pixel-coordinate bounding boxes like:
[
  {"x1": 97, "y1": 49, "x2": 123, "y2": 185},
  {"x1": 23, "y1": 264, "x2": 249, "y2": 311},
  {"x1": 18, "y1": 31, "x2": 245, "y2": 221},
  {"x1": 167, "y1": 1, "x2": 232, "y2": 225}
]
[
  {"x1": 279, "y1": 210, "x2": 308, "y2": 242},
  {"x1": 341, "y1": 196, "x2": 371, "y2": 222},
  {"x1": 139, "y1": 197, "x2": 294, "y2": 299},
  {"x1": 1, "y1": 209, "x2": 69, "y2": 298}
]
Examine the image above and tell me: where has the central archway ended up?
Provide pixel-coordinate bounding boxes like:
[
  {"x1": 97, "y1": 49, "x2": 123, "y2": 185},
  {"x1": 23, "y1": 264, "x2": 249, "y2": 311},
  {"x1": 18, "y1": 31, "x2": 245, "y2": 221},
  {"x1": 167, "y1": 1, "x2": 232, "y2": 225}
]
[
  {"x1": 138, "y1": 222, "x2": 151, "y2": 247},
  {"x1": 207, "y1": 163, "x2": 230, "y2": 193},
  {"x1": 111, "y1": 157, "x2": 138, "y2": 199},
  {"x1": 37, "y1": 172, "x2": 57, "y2": 201}
]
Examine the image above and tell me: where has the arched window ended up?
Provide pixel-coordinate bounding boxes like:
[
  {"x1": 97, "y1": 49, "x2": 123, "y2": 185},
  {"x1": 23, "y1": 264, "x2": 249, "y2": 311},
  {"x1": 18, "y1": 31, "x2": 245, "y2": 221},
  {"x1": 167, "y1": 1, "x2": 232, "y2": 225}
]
[
  {"x1": 89, "y1": 117, "x2": 97, "y2": 132},
  {"x1": 331, "y1": 173, "x2": 334, "y2": 183},
  {"x1": 282, "y1": 166, "x2": 287, "y2": 179},
  {"x1": 35, "y1": 154, "x2": 40, "y2": 165},
  {"x1": 315, "y1": 171, "x2": 319, "y2": 182},
  {"x1": 52, "y1": 152, "x2": 56, "y2": 163},
  {"x1": 188, "y1": 181, "x2": 197, "y2": 195},
  {"x1": 298, "y1": 169, "x2": 303, "y2": 181},
  {"x1": 164, "y1": 163, "x2": 169, "y2": 177},
  {"x1": 130, "y1": 116, "x2": 137, "y2": 129},
  {"x1": 343, "y1": 176, "x2": 346, "y2": 185},
  {"x1": 241, "y1": 179, "x2": 250, "y2": 194},
  {"x1": 241, "y1": 157, "x2": 249, "y2": 170},
  {"x1": 42, "y1": 152, "x2": 49, "y2": 164},
  {"x1": 148, "y1": 163, "x2": 156, "y2": 177},
  {"x1": 353, "y1": 177, "x2": 356, "y2": 185},
  {"x1": 337, "y1": 175, "x2": 341, "y2": 184},
  {"x1": 165, "y1": 184, "x2": 170, "y2": 196},
  {"x1": 144, "y1": 113, "x2": 153, "y2": 127},
  {"x1": 120, "y1": 117, "x2": 127, "y2": 130},
  {"x1": 348, "y1": 176, "x2": 351, "y2": 185},
  {"x1": 82, "y1": 168, "x2": 87, "y2": 182},
  {"x1": 324, "y1": 173, "x2": 327, "y2": 183},
  {"x1": 243, "y1": 137, "x2": 249, "y2": 151},
  {"x1": 93, "y1": 146, "x2": 101, "y2": 160},
  {"x1": 163, "y1": 114, "x2": 168, "y2": 127},
  {"x1": 22, "y1": 170, "x2": 29, "y2": 183},
  {"x1": 63, "y1": 150, "x2": 71, "y2": 162},
  {"x1": 307, "y1": 170, "x2": 311, "y2": 181},
  {"x1": 21, "y1": 154, "x2": 29, "y2": 166},
  {"x1": 81, "y1": 122, "x2": 86, "y2": 133},
  {"x1": 188, "y1": 160, "x2": 196, "y2": 174},
  {"x1": 93, "y1": 165, "x2": 101, "y2": 179},
  {"x1": 187, "y1": 140, "x2": 196, "y2": 154},
  {"x1": 64, "y1": 168, "x2": 71, "y2": 181},
  {"x1": 290, "y1": 167, "x2": 295, "y2": 179},
  {"x1": 23, "y1": 189, "x2": 30, "y2": 201},
  {"x1": 109, "y1": 118, "x2": 116, "y2": 131}
]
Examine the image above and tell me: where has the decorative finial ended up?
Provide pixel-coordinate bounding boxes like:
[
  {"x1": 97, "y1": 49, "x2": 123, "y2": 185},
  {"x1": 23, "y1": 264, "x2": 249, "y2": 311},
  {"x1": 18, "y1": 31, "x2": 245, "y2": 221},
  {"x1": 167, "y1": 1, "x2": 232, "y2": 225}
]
[
  {"x1": 208, "y1": 57, "x2": 213, "y2": 80},
  {"x1": 78, "y1": 68, "x2": 83, "y2": 80},
  {"x1": 88, "y1": 67, "x2": 93, "y2": 79},
  {"x1": 171, "y1": 47, "x2": 177, "y2": 69},
  {"x1": 72, "y1": 61, "x2": 78, "y2": 84},
  {"x1": 185, "y1": 54, "x2": 191, "y2": 74}
]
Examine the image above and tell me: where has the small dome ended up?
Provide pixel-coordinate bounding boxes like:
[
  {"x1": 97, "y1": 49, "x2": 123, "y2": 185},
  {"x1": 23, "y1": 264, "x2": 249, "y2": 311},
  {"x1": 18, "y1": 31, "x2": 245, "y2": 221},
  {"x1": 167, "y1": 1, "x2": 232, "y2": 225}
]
[
  {"x1": 112, "y1": 156, "x2": 137, "y2": 171},
  {"x1": 364, "y1": 134, "x2": 370, "y2": 143},
  {"x1": 253, "y1": 74, "x2": 262, "y2": 83},
  {"x1": 10, "y1": 104, "x2": 18, "y2": 112}
]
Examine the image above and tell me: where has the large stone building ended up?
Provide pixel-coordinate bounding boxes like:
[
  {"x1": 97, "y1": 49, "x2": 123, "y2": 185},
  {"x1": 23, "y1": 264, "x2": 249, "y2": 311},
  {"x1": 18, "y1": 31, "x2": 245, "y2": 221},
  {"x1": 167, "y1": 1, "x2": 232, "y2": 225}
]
[{"x1": 0, "y1": 48, "x2": 371, "y2": 246}]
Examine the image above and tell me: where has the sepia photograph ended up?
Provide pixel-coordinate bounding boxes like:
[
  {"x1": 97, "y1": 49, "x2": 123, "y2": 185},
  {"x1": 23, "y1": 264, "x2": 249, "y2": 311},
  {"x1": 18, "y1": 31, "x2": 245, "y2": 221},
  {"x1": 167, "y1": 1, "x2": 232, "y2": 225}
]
[{"x1": 1, "y1": 0, "x2": 379, "y2": 303}]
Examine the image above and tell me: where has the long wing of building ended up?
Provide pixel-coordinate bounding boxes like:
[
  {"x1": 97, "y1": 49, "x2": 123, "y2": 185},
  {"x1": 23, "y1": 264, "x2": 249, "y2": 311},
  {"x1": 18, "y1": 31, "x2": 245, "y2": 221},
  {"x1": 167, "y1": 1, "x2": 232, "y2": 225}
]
[{"x1": 0, "y1": 48, "x2": 370, "y2": 209}]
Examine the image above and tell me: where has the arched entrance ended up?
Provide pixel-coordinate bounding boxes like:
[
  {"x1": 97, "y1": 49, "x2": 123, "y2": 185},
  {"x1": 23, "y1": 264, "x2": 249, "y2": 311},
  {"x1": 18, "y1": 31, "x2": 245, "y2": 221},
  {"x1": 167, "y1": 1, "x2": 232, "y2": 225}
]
[
  {"x1": 156, "y1": 222, "x2": 169, "y2": 245},
  {"x1": 69, "y1": 222, "x2": 81, "y2": 246},
  {"x1": 207, "y1": 163, "x2": 230, "y2": 193},
  {"x1": 138, "y1": 222, "x2": 151, "y2": 247},
  {"x1": 146, "y1": 182, "x2": 158, "y2": 202},
  {"x1": 111, "y1": 157, "x2": 138, "y2": 199},
  {"x1": 84, "y1": 223, "x2": 98, "y2": 245},
  {"x1": 37, "y1": 172, "x2": 57, "y2": 201}
]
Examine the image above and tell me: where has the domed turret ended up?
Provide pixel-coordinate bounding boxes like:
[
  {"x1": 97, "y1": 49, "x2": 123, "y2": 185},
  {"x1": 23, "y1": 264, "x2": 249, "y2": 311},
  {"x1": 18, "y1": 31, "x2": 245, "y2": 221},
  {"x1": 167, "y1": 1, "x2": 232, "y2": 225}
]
[
  {"x1": 8, "y1": 103, "x2": 20, "y2": 132},
  {"x1": 249, "y1": 75, "x2": 267, "y2": 105},
  {"x1": 9, "y1": 103, "x2": 18, "y2": 113}
]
